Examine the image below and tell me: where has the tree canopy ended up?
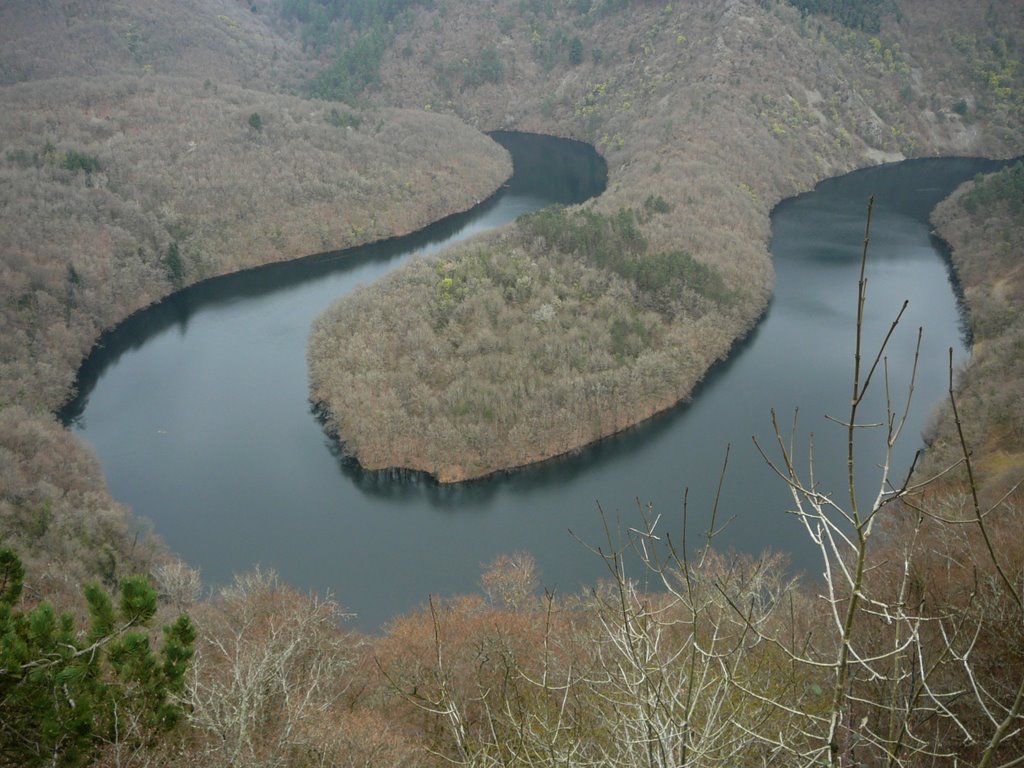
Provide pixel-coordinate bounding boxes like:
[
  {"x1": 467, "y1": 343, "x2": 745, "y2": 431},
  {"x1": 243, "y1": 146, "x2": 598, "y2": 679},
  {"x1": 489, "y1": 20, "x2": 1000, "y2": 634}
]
[
  {"x1": 0, "y1": 547, "x2": 195, "y2": 768},
  {"x1": 785, "y1": 0, "x2": 899, "y2": 32}
]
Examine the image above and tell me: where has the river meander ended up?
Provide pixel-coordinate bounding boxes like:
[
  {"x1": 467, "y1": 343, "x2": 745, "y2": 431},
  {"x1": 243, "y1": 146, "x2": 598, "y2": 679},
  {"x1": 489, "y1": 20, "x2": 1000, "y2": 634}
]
[{"x1": 62, "y1": 134, "x2": 1007, "y2": 630}]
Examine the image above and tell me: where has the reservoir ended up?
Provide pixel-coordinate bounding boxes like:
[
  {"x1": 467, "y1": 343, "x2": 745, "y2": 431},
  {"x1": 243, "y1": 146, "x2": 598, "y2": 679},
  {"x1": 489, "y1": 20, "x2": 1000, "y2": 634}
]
[{"x1": 62, "y1": 134, "x2": 1006, "y2": 630}]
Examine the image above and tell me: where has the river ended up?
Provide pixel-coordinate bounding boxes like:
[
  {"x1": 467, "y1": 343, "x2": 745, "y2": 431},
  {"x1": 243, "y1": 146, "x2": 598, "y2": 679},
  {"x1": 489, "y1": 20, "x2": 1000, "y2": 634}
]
[{"x1": 61, "y1": 134, "x2": 1007, "y2": 630}]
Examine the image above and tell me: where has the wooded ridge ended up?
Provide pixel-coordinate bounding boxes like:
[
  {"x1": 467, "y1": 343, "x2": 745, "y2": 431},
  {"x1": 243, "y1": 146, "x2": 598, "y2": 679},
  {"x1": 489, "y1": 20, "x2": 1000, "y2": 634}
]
[
  {"x1": 924, "y1": 159, "x2": 1024, "y2": 499},
  {"x1": 308, "y1": 0, "x2": 1024, "y2": 480}
]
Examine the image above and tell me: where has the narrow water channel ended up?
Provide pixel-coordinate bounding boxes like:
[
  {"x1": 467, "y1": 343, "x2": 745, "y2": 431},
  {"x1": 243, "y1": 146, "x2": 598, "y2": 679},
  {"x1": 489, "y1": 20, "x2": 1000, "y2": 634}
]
[{"x1": 62, "y1": 135, "x2": 1006, "y2": 630}]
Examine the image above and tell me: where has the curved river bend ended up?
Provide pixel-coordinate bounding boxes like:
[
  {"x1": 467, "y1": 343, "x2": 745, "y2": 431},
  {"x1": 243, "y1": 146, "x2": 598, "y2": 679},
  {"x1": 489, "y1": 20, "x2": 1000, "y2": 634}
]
[{"x1": 63, "y1": 134, "x2": 1006, "y2": 630}]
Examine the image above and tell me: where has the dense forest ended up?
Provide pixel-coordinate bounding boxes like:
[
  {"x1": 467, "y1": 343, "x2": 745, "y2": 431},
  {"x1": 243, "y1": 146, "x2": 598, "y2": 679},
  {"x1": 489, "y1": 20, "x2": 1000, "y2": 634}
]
[
  {"x1": 1, "y1": 0, "x2": 1023, "y2": 765},
  {"x1": 925, "y1": 159, "x2": 1024, "y2": 497},
  {"x1": 310, "y1": 0, "x2": 1024, "y2": 480},
  {"x1": 0, "y1": 76, "x2": 509, "y2": 411}
]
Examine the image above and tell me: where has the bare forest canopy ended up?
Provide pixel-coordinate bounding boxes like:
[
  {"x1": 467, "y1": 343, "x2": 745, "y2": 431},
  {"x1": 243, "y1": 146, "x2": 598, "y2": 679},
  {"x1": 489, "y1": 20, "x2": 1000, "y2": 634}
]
[
  {"x1": 306, "y1": 0, "x2": 1024, "y2": 480},
  {"x1": 784, "y1": 0, "x2": 899, "y2": 32},
  {"x1": 1, "y1": 0, "x2": 1024, "y2": 765},
  {"x1": 279, "y1": 0, "x2": 904, "y2": 102},
  {"x1": 0, "y1": 0, "x2": 301, "y2": 88},
  {"x1": 0, "y1": 0, "x2": 509, "y2": 627},
  {"x1": 0, "y1": 76, "x2": 510, "y2": 412},
  {"x1": 925, "y1": 159, "x2": 1024, "y2": 498},
  {"x1": 309, "y1": 200, "x2": 749, "y2": 482}
]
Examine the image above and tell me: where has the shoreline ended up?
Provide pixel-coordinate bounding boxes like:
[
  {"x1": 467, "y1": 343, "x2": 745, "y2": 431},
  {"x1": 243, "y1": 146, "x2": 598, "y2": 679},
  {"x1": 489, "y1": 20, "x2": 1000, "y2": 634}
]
[{"x1": 311, "y1": 152, "x2": 1018, "y2": 485}]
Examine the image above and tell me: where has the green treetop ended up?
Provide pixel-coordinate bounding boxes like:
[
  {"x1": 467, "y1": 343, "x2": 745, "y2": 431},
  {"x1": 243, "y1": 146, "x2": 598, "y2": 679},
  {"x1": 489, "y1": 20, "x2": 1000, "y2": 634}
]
[{"x1": 0, "y1": 547, "x2": 195, "y2": 768}]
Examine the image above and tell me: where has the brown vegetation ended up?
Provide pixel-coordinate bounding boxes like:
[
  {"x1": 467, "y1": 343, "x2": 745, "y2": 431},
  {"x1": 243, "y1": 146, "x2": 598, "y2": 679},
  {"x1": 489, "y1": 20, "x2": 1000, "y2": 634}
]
[
  {"x1": 2, "y1": 0, "x2": 1024, "y2": 765},
  {"x1": 0, "y1": 405, "x2": 162, "y2": 610},
  {"x1": 0, "y1": 0, "x2": 306, "y2": 90},
  {"x1": 301, "y1": 163, "x2": 1022, "y2": 766},
  {"x1": 924, "y1": 160, "x2": 1024, "y2": 499},
  {"x1": 0, "y1": 75, "x2": 509, "y2": 412},
  {"x1": 119, "y1": 485, "x2": 1023, "y2": 767},
  {"x1": 310, "y1": 203, "x2": 751, "y2": 481},
  {"x1": 0, "y1": 0, "x2": 506, "y2": 623},
  {"x1": 309, "y1": 0, "x2": 1024, "y2": 481}
]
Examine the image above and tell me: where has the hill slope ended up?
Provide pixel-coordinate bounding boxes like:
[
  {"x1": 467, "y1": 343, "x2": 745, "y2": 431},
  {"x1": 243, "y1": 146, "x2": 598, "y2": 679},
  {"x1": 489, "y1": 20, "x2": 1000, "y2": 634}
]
[
  {"x1": 308, "y1": 0, "x2": 1024, "y2": 481},
  {"x1": 0, "y1": 0, "x2": 301, "y2": 88},
  {"x1": 0, "y1": 0, "x2": 510, "y2": 593},
  {"x1": 925, "y1": 160, "x2": 1024, "y2": 498},
  {"x1": 0, "y1": 2, "x2": 1022, "y2": 765}
]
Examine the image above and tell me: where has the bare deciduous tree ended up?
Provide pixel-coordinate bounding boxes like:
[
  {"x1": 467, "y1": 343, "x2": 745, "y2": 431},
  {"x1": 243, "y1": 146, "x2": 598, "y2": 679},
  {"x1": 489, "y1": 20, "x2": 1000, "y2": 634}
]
[
  {"x1": 480, "y1": 551, "x2": 539, "y2": 610},
  {"x1": 383, "y1": 200, "x2": 1023, "y2": 768},
  {"x1": 153, "y1": 559, "x2": 202, "y2": 612},
  {"x1": 186, "y1": 567, "x2": 359, "y2": 768}
]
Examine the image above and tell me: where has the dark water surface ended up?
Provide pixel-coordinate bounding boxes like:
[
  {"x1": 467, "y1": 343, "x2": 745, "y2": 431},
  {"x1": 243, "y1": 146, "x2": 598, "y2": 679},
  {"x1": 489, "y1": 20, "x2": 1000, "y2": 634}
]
[{"x1": 62, "y1": 136, "x2": 1007, "y2": 630}]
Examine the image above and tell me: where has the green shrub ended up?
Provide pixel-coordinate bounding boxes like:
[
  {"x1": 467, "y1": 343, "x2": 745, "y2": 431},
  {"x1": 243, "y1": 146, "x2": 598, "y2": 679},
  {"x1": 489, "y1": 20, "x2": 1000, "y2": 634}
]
[
  {"x1": 62, "y1": 149, "x2": 102, "y2": 174},
  {"x1": 326, "y1": 107, "x2": 363, "y2": 128},
  {"x1": 521, "y1": 205, "x2": 731, "y2": 305},
  {"x1": 785, "y1": 0, "x2": 898, "y2": 33},
  {"x1": 0, "y1": 547, "x2": 194, "y2": 767}
]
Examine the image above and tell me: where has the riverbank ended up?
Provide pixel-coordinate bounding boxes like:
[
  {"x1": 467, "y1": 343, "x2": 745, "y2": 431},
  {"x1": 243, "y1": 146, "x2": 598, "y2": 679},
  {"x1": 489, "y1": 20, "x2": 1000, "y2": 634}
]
[
  {"x1": 0, "y1": 76, "x2": 511, "y2": 413},
  {"x1": 309, "y1": 197, "x2": 759, "y2": 482},
  {"x1": 1, "y1": 2, "x2": 1022, "y2": 764},
  {"x1": 924, "y1": 159, "x2": 1024, "y2": 500}
]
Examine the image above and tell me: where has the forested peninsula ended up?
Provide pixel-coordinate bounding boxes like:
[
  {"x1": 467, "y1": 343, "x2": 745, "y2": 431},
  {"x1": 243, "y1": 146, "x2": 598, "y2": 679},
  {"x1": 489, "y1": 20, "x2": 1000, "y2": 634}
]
[
  {"x1": 308, "y1": 0, "x2": 1024, "y2": 480},
  {"x1": 2, "y1": 0, "x2": 1024, "y2": 766}
]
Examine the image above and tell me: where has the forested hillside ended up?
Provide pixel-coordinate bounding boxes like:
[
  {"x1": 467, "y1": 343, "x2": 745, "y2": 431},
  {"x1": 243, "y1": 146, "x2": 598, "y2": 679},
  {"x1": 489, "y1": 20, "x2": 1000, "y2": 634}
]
[
  {"x1": 309, "y1": 0, "x2": 1024, "y2": 480},
  {"x1": 0, "y1": 0, "x2": 302, "y2": 88},
  {"x1": 0, "y1": 0, "x2": 508, "y2": 668},
  {"x1": 926, "y1": 160, "x2": 1024, "y2": 497},
  {"x1": 0, "y1": 77, "x2": 508, "y2": 411},
  {"x1": 1, "y1": 0, "x2": 1023, "y2": 765},
  {"x1": 0, "y1": 3, "x2": 509, "y2": 761}
]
